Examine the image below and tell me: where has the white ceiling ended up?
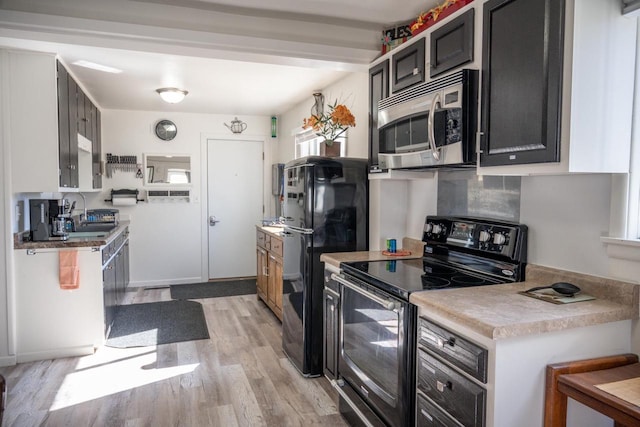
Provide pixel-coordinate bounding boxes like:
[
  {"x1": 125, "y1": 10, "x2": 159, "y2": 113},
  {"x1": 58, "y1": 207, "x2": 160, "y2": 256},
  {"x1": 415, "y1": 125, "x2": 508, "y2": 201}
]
[{"x1": 0, "y1": 0, "x2": 439, "y2": 116}]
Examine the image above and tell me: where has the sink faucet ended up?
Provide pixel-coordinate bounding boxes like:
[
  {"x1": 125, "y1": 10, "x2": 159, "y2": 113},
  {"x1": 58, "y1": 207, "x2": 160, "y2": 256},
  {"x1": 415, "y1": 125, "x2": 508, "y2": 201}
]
[{"x1": 61, "y1": 192, "x2": 87, "y2": 222}]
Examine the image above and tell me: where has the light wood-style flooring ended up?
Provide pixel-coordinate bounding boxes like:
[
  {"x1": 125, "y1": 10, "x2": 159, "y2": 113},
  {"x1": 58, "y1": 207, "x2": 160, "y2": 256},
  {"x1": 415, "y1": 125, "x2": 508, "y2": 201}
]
[{"x1": 0, "y1": 287, "x2": 348, "y2": 426}]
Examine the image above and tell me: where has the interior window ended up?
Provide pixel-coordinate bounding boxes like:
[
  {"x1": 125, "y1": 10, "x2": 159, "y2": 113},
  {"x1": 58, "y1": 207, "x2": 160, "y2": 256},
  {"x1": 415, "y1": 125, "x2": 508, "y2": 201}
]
[{"x1": 294, "y1": 127, "x2": 346, "y2": 159}]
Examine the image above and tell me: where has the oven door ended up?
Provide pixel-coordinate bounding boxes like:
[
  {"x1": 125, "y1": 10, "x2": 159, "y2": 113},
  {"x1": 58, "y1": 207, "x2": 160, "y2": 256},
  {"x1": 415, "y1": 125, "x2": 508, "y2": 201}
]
[{"x1": 335, "y1": 273, "x2": 415, "y2": 427}]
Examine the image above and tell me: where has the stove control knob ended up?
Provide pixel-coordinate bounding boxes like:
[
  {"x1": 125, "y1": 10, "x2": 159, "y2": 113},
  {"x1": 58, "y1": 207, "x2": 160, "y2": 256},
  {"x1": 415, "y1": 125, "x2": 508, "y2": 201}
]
[
  {"x1": 493, "y1": 233, "x2": 507, "y2": 245},
  {"x1": 479, "y1": 230, "x2": 491, "y2": 243},
  {"x1": 425, "y1": 223, "x2": 433, "y2": 233},
  {"x1": 432, "y1": 224, "x2": 443, "y2": 235}
]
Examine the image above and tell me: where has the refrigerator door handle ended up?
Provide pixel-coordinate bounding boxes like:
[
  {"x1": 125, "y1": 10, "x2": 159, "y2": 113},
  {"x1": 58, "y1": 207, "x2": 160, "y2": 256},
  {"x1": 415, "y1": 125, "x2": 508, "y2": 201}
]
[{"x1": 283, "y1": 225, "x2": 314, "y2": 235}]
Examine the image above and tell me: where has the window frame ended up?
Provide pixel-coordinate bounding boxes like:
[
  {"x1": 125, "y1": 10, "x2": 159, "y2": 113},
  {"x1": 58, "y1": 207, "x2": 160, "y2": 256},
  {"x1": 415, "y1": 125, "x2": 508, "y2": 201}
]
[{"x1": 294, "y1": 127, "x2": 346, "y2": 159}]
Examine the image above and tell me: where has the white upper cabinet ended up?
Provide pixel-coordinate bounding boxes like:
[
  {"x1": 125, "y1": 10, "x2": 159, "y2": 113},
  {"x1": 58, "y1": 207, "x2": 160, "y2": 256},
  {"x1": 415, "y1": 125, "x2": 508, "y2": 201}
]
[
  {"x1": 4, "y1": 50, "x2": 61, "y2": 193},
  {"x1": 4, "y1": 49, "x2": 102, "y2": 193},
  {"x1": 477, "y1": 0, "x2": 638, "y2": 175}
]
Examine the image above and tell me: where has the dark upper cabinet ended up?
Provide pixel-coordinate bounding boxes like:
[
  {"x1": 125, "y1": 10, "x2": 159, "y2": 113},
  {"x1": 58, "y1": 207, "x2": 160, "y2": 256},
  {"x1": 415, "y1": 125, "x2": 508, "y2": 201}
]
[
  {"x1": 57, "y1": 60, "x2": 79, "y2": 188},
  {"x1": 368, "y1": 59, "x2": 389, "y2": 172},
  {"x1": 56, "y1": 60, "x2": 101, "y2": 189},
  {"x1": 391, "y1": 37, "x2": 425, "y2": 93},
  {"x1": 479, "y1": 0, "x2": 564, "y2": 167},
  {"x1": 57, "y1": 61, "x2": 71, "y2": 188},
  {"x1": 92, "y1": 109, "x2": 102, "y2": 189},
  {"x1": 84, "y1": 95, "x2": 95, "y2": 143},
  {"x1": 430, "y1": 8, "x2": 474, "y2": 78},
  {"x1": 76, "y1": 85, "x2": 86, "y2": 137}
]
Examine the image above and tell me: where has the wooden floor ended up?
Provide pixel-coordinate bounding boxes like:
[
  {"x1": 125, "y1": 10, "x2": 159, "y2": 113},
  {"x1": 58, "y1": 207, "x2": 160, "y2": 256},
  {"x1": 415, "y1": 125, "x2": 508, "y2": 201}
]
[{"x1": 0, "y1": 288, "x2": 348, "y2": 426}]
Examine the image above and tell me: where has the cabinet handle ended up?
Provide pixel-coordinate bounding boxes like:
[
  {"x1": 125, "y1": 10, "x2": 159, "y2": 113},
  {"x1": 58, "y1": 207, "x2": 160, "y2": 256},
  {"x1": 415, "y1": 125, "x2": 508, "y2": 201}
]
[
  {"x1": 437, "y1": 336, "x2": 456, "y2": 348},
  {"x1": 436, "y1": 380, "x2": 452, "y2": 392}
]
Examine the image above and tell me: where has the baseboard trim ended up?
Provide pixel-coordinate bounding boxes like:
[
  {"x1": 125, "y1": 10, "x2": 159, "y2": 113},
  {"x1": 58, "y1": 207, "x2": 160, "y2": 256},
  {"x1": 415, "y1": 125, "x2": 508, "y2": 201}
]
[
  {"x1": 129, "y1": 276, "x2": 203, "y2": 288},
  {"x1": 0, "y1": 355, "x2": 16, "y2": 367},
  {"x1": 16, "y1": 345, "x2": 95, "y2": 363}
]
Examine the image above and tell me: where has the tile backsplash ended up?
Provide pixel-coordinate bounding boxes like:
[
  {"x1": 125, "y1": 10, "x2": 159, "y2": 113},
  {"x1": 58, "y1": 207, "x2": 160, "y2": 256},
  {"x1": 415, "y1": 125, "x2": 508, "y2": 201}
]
[{"x1": 437, "y1": 169, "x2": 521, "y2": 221}]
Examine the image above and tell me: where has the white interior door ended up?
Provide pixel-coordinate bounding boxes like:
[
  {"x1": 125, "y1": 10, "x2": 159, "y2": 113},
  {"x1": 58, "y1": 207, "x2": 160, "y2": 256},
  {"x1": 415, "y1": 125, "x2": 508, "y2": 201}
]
[{"x1": 207, "y1": 139, "x2": 263, "y2": 279}]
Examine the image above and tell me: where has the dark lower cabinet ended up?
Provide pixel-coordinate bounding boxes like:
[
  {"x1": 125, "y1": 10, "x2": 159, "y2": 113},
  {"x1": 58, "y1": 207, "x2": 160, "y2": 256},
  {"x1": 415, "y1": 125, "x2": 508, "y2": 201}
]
[
  {"x1": 479, "y1": 0, "x2": 564, "y2": 166},
  {"x1": 103, "y1": 231, "x2": 130, "y2": 335},
  {"x1": 103, "y1": 258, "x2": 117, "y2": 335},
  {"x1": 323, "y1": 270, "x2": 340, "y2": 379}
]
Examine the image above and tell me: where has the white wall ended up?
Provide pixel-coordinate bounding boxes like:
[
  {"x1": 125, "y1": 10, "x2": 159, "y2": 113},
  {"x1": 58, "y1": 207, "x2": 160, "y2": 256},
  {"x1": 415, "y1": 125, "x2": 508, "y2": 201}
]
[
  {"x1": 93, "y1": 110, "x2": 274, "y2": 286},
  {"x1": 520, "y1": 174, "x2": 612, "y2": 277},
  {"x1": 0, "y1": 59, "x2": 15, "y2": 365},
  {"x1": 275, "y1": 72, "x2": 368, "y2": 163}
]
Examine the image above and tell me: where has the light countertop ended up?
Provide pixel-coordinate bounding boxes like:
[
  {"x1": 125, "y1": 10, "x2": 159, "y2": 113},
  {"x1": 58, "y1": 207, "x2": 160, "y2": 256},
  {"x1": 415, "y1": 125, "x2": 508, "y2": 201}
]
[
  {"x1": 14, "y1": 221, "x2": 130, "y2": 250},
  {"x1": 320, "y1": 237, "x2": 425, "y2": 267},
  {"x1": 256, "y1": 224, "x2": 285, "y2": 239},
  {"x1": 321, "y1": 247, "x2": 640, "y2": 340}
]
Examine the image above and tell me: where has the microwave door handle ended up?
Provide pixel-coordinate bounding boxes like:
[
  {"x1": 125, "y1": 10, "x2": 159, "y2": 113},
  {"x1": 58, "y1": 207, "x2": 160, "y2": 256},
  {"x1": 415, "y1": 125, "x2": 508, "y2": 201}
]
[{"x1": 428, "y1": 92, "x2": 442, "y2": 161}]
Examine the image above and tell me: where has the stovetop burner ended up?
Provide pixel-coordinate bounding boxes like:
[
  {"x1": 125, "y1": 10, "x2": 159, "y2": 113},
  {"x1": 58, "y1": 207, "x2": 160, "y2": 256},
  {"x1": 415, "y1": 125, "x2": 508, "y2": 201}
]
[{"x1": 341, "y1": 258, "x2": 504, "y2": 301}]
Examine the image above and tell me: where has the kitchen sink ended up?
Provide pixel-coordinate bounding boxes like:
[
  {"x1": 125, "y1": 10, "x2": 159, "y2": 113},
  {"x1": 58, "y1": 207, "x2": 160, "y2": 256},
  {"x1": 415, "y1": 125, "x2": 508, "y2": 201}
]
[
  {"x1": 67, "y1": 231, "x2": 109, "y2": 238},
  {"x1": 74, "y1": 223, "x2": 117, "y2": 233}
]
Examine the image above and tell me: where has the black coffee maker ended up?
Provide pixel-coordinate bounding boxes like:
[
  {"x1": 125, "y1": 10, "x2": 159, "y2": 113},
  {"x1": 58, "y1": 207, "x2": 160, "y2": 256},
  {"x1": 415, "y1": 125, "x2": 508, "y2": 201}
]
[{"x1": 29, "y1": 199, "x2": 68, "y2": 241}]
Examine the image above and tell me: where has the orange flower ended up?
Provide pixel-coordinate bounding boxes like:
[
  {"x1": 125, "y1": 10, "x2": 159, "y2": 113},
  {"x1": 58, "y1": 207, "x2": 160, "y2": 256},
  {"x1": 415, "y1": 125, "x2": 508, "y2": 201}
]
[
  {"x1": 303, "y1": 115, "x2": 320, "y2": 130},
  {"x1": 331, "y1": 104, "x2": 356, "y2": 127},
  {"x1": 302, "y1": 100, "x2": 356, "y2": 142}
]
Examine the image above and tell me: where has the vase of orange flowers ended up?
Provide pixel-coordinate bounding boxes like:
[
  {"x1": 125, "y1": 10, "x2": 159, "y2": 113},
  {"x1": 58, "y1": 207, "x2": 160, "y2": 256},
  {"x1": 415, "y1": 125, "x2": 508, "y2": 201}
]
[{"x1": 303, "y1": 100, "x2": 356, "y2": 154}]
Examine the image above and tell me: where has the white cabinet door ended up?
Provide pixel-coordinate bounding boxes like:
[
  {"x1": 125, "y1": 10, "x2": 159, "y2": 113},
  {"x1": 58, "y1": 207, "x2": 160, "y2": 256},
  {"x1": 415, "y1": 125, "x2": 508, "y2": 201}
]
[{"x1": 14, "y1": 247, "x2": 104, "y2": 362}]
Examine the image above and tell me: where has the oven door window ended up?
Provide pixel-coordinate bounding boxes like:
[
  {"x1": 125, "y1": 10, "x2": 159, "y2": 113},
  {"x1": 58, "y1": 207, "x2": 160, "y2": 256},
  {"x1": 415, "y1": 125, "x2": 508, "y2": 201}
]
[{"x1": 341, "y1": 285, "x2": 402, "y2": 404}]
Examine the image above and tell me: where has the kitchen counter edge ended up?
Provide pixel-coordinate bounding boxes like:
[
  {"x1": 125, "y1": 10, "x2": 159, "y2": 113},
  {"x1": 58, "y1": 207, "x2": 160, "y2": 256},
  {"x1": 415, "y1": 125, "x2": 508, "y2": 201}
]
[
  {"x1": 321, "y1": 246, "x2": 640, "y2": 341},
  {"x1": 14, "y1": 221, "x2": 130, "y2": 250},
  {"x1": 320, "y1": 237, "x2": 425, "y2": 268},
  {"x1": 256, "y1": 224, "x2": 285, "y2": 239}
]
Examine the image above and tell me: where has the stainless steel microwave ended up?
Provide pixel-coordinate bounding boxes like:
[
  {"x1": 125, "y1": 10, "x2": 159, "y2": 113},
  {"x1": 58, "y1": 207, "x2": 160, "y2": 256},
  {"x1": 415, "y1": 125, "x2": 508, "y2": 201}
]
[{"x1": 377, "y1": 69, "x2": 478, "y2": 170}]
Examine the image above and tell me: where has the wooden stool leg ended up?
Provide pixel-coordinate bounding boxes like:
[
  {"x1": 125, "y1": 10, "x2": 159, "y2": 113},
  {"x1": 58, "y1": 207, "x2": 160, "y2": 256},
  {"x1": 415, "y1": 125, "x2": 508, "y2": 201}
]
[
  {"x1": 544, "y1": 354, "x2": 639, "y2": 427},
  {"x1": 545, "y1": 365, "x2": 568, "y2": 427}
]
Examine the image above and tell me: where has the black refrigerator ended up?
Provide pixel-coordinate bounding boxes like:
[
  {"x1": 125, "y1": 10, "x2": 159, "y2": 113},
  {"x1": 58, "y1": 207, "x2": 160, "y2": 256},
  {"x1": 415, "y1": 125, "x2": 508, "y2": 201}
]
[{"x1": 282, "y1": 156, "x2": 368, "y2": 377}]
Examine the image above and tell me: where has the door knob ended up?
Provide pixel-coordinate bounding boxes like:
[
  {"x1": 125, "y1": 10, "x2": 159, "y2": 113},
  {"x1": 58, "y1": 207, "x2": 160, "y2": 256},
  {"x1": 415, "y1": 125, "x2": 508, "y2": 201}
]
[{"x1": 209, "y1": 216, "x2": 221, "y2": 226}]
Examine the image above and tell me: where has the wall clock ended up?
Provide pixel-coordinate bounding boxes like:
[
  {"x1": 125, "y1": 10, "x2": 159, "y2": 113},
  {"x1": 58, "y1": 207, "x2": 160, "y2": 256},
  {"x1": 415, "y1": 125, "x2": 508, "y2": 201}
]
[{"x1": 155, "y1": 119, "x2": 177, "y2": 141}]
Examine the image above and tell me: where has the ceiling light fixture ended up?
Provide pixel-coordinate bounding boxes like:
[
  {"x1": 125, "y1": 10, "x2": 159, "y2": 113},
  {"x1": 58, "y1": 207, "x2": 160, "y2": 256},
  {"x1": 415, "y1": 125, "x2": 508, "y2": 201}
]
[{"x1": 156, "y1": 88, "x2": 188, "y2": 104}]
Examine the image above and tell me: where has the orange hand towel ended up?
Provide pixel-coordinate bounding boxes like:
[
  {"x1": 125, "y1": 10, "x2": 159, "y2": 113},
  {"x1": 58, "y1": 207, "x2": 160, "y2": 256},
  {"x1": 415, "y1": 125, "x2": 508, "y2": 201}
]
[{"x1": 59, "y1": 250, "x2": 80, "y2": 290}]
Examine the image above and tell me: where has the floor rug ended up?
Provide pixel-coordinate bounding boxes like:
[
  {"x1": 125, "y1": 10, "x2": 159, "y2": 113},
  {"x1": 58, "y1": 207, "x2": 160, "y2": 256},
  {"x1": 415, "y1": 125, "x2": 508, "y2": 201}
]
[
  {"x1": 170, "y1": 279, "x2": 257, "y2": 300},
  {"x1": 106, "y1": 300, "x2": 209, "y2": 348}
]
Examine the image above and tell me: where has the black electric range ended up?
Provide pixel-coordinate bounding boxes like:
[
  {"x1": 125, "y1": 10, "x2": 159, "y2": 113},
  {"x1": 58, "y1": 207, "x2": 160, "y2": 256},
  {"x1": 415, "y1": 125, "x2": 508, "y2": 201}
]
[{"x1": 341, "y1": 216, "x2": 528, "y2": 301}]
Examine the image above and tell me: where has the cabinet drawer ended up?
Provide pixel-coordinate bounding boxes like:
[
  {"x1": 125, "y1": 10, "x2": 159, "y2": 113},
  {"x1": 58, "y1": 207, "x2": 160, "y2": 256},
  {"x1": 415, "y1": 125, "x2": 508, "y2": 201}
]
[
  {"x1": 419, "y1": 318, "x2": 487, "y2": 382},
  {"x1": 417, "y1": 394, "x2": 463, "y2": 427},
  {"x1": 417, "y1": 349, "x2": 485, "y2": 427},
  {"x1": 270, "y1": 237, "x2": 283, "y2": 257},
  {"x1": 256, "y1": 230, "x2": 266, "y2": 248}
]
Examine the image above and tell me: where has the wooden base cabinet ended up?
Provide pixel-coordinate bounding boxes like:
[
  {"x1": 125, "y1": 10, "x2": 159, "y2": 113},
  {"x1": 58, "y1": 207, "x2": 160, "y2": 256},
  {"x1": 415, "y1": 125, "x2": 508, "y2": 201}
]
[{"x1": 256, "y1": 227, "x2": 283, "y2": 321}]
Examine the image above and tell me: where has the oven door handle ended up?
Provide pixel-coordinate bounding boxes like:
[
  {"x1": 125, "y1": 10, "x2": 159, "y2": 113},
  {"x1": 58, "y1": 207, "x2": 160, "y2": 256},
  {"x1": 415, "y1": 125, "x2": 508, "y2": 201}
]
[{"x1": 331, "y1": 273, "x2": 398, "y2": 312}]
